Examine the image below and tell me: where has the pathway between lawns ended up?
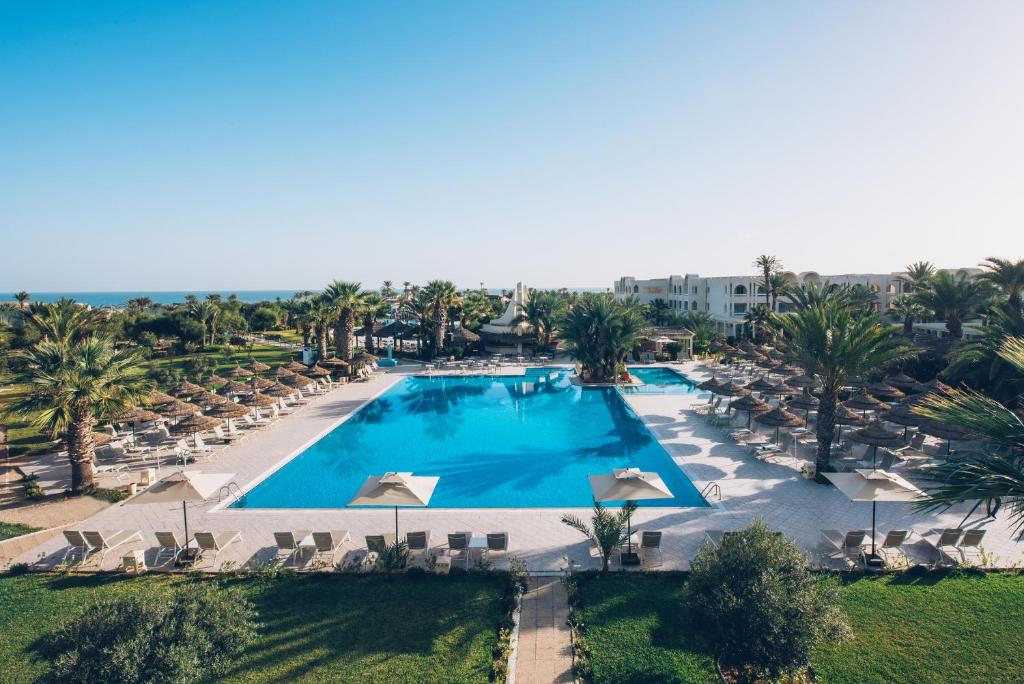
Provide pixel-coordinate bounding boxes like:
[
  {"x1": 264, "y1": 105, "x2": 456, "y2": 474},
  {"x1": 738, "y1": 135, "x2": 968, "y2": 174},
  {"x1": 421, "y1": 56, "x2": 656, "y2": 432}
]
[{"x1": 515, "y1": 577, "x2": 574, "y2": 683}]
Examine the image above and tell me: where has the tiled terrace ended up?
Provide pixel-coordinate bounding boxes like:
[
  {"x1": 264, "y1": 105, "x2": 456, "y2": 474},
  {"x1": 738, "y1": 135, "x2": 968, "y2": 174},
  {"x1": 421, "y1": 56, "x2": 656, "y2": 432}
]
[{"x1": 8, "y1": 361, "x2": 1023, "y2": 573}]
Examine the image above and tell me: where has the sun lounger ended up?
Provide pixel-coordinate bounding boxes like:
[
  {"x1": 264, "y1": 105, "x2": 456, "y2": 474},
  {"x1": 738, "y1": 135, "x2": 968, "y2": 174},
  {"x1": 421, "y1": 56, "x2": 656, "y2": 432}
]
[
  {"x1": 193, "y1": 531, "x2": 242, "y2": 567},
  {"x1": 703, "y1": 530, "x2": 728, "y2": 549},
  {"x1": 363, "y1": 533, "x2": 397, "y2": 567},
  {"x1": 154, "y1": 531, "x2": 189, "y2": 564},
  {"x1": 311, "y1": 530, "x2": 351, "y2": 562},
  {"x1": 62, "y1": 530, "x2": 95, "y2": 563},
  {"x1": 83, "y1": 529, "x2": 143, "y2": 562},
  {"x1": 821, "y1": 529, "x2": 868, "y2": 568},
  {"x1": 405, "y1": 531, "x2": 431, "y2": 558},
  {"x1": 957, "y1": 529, "x2": 986, "y2": 564},
  {"x1": 922, "y1": 528, "x2": 963, "y2": 566},
  {"x1": 637, "y1": 531, "x2": 662, "y2": 567},
  {"x1": 212, "y1": 426, "x2": 238, "y2": 444},
  {"x1": 274, "y1": 530, "x2": 313, "y2": 565},
  {"x1": 447, "y1": 532, "x2": 472, "y2": 569},
  {"x1": 874, "y1": 530, "x2": 909, "y2": 567},
  {"x1": 485, "y1": 532, "x2": 509, "y2": 561}
]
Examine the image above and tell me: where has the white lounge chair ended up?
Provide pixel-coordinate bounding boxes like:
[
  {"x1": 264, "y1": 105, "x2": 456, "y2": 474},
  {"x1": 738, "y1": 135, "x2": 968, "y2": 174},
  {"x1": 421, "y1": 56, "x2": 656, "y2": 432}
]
[
  {"x1": 406, "y1": 531, "x2": 431, "y2": 559},
  {"x1": 485, "y1": 532, "x2": 509, "y2": 562},
  {"x1": 957, "y1": 529, "x2": 986, "y2": 564},
  {"x1": 154, "y1": 531, "x2": 189, "y2": 565},
  {"x1": 874, "y1": 529, "x2": 910, "y2": 567},
  {"x1": 363, "y1": 533, "x2": 396, "y2": 567},
  {"x1": 82, "y1": 529, "x2": 143, "y2": 562},
  {"x1": 193, "y1": 531, "x2": 243, "y2": 568},
  {"x1": 62, "y1": 530, "x2": 95, "y2": 563},
  {"x1": 447, "y1": 532, "x2": 472, "y2": 569},
  {"x1": 212, "y1": 426, "x2": 237, "y2": 444},
  {"x1": 637, "y1": 531, "x2": 662, "y2": 567},
  {"x1": 274, "y1": 530, "x2": 313, "y2": 565},
  {"x1": 311, "y1": 530, "x2": 351, "y2": 563},
  {"x1": 821, "y1": 529, "x2": 867, "y2": 568}
]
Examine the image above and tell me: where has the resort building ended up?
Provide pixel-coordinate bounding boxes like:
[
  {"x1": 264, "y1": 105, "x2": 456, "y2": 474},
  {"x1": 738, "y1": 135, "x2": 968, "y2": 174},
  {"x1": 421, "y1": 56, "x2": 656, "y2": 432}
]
[{"x1": 614, "y1": 267, "x2": 982, "y2": 338}]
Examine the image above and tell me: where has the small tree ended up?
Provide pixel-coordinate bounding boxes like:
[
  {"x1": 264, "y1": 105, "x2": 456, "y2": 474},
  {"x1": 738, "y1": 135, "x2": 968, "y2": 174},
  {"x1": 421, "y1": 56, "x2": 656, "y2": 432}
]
[
  {"x1": 688, "y1": 524, "x2": 847, "y2": 679},
  {"x1": 45, "y1": 582, "x2": 259, "y2": 684},
  {"x1": 561, "y1": 500, "x2": 637, "y2": 572},
  {"x1": 687, "y1": 520, "x2": 850, "y2": 681}
]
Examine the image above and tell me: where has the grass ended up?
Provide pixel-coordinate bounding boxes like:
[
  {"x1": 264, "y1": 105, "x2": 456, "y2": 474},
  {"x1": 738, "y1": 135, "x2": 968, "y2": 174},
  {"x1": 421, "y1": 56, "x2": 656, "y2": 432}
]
[
  {"x1": 0, "y1": 522, "x2": 41, "y2": 541},
  {"x1": 0, "y1": 572, "x2": 508, "y2": 683},
  {"x1": 574, "y1": 572, "x2": 1024, "y2": 684}
]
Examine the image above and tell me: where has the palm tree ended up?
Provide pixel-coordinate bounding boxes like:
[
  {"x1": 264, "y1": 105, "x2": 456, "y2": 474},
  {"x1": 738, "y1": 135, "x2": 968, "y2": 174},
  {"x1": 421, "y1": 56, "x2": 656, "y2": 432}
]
[
  {"x1": 126, "y1": 297, "x2": 152, "y2": 313},
  {"x1": 780, "y1": 291, "x2": 915, "y2": 474},
  {"x1": 753, "y1": 255, "x2": 781, "y2": 309},
  {"x1": 680, "y1": 311, "x2": 720, "y2": 355},
  {"x1": 743, "y1": 305, "x2": 775, "y2": 343},
  {"x1": 978, "y1": 257, "x2": 1024, "y2": 308},
  {"x1": 945, "y1": 301, "x2": 1024, "y2": 406},
  {"x1": 915, "y1": 271, "x2": 989, "y2": 338},
  {"x1": 307, "y1": 297, "x2": 333, "y2": 359},
  {"x1": 14, "y1": 291, "x2": 30, "y2": 309},
  {"x1": 24, "y1": 299, "x2": 101, "y2": 348},
  {"x1": 561, "y1": 500, "x2": 637, "y2": 572},
  {"x1": 380, "y1": 281, "x2": 396, "y2": 302},
  {"x1": 913, "y1": 336, "x2": 1024, "y2": 529},
  {"x1": 898, "y1": 260, "x2": 935, "y2": 294},
  {"x1": 323, "y1": 280, "x2": 362, "y2": 359},
  {"x1": 560, "y1": 295, "x2": 648, "y2": 383},
  {"x1": 3, "y1": 335, "x2": 151, "y2": 492},
  {"x1": 359, "y1": 292, "x2": 388, "y2": 353},
  {"x1": 516, "y1": 290, "x2": 560, "y2": 344},
  {"x1": 646, "y1": 298, "x2": 672, "y2": 326},
  {"x1": 891, "y1": 295, "x2": 928, "y2": 337},
  {"x1": 420, "y1": 280, "x2": 461, "y2": 355},
  {"x1": 768, "y1": 272, "x2": 790, "y2": 311}
]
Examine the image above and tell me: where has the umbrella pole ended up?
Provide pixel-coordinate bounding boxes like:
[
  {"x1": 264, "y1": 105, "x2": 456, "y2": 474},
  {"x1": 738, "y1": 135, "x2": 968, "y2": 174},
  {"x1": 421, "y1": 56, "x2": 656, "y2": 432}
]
[
  {"x1": 626, "y1": 501, "x2": 633, "y2": 557},
  {"x1": 183, "y1": 500, "x2": 190, "y2": 559},
  {"x1": 871, "y1": 500, "x2": 877, "y2": 558},
  {"x1": 395, "y1": 506, "x2": 399, "y2": 544}
]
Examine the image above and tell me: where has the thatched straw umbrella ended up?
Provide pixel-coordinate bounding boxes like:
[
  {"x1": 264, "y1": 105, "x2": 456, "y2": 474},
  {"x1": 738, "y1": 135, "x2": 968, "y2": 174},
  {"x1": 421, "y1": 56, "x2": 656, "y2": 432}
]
[
  {"x1": 227, "y1": 365, "x2": 252, "y2": 378},
  {"x1": 282, "y1": 373, "x2": 315, "y2": 389},
  {"x1": 264, "y1": 383, "x2": 295, "y2": 398},
  {"x1": 171, "y1": 414, "x2": 221, "y2": 448},
  {"x1": 273, "y1": 366, "x2": 296, "y2": 379},
  {"x1": 249, "y1": 376, "x2": 274, "y2": 391},
  {"x1": 786, "y1": 373, "x2": 818, "y2": 389},
  {"x1": 731, "y1": 394, "x2": 771, "y2": 429},
  {"x1": 919, "y1": 420, "x2": 976, "y2": 455},
  {"x1": 318, "y1": 357, "x2": 350, "y2": 374},
  {"x1": 242, "y1": 392, "x2": 277, "y2": 408},
  {"x1": 754, "y1": 406, "x2": 803, "y2": 444},
  {"x1": 745, "y1": 377, "x2": 775, "y2": 394},
  {"x1": 284, "y1": 360, "x2": 310, "y2": 372},
  {"x1": 220, "y1": 380, "x2": 251, "y2": 395},
  {"x1": 763, "y1": 382, "x2": 798, "y2": 399},
  {"x1": 145, "y1": 390, "x2": 177, "y2": 407},
  {"x1": 170, "y1": 379, "x2": 204, "y2": 398},
  {"x1": 867, "y1": 381, "x2": 906, "y2": 402},
  {"x1": 697, "y1": 377, "x2": 723, "y2": 393},
  {"x1": 246, "y1": 359, "x2": 271, "y2": 374},
  {"x1": 156, "y1": 399, "x2": 201, "y2": 421},
  {"x1": 834, "y1": 404, "x2": 864, "y2": 445},
  {"x1": 848, "y1": 421, "x2": 904, "y2": 468},
  {"x1": 209, "y1": 401, "x2": 251, "y2": 420},
  {"x1": 844, "y1": 392, "x2": 891, "y2": 417},
  {"x1": 712, "y1": 380, "x2": 750, "y2": 412},
  {"x1": 192, "y1": 390, "x2": 229, "y2": 408},
  {"x1": 201, "y1": 374, "x2": 228, "y2": 389},
  {"x1": 845, "y1": 377, "x2": 867, "y2": 389},
  {"x1": 787, "y1": 390, "x2": 820, "y2": 426},
  {"x1": 303, "y1": 364, "x2": 331, "y2": 378},
  {"x1": 450, "y1": 327, "x2": 481, "y2": 346},
  {"x1": 886, "y1": 373, "x2": 924, "y2": 393},
  {"x1": 881, "y1": 405, "x2": 927, "y2": 439}
]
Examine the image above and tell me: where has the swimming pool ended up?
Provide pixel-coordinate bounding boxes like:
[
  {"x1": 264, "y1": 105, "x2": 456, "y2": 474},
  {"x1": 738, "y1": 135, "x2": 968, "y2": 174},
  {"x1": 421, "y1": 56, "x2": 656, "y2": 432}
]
[
  {"x1": 234, "y1": 369, "x2": 707, "y2": 509},
  {"x1": 623, "y1": 367, "x2": 698, "y2": 395}
]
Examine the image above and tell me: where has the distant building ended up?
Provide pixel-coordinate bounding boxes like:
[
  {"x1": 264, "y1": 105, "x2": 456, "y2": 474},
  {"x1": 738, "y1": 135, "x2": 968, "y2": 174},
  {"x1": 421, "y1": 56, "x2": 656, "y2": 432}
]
[{"x1": 614, "y1": 267, "x2": 981, "y2": 338}]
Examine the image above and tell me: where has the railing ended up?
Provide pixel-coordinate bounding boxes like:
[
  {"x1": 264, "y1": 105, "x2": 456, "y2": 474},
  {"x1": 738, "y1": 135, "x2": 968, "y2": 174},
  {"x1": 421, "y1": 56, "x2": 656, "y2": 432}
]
[
  {"x1": 700, "y1": 481, "x2": 722, "y2": 501},
  {"x1": 217, "y1": 482, "x2": 243, "y2": 503}
]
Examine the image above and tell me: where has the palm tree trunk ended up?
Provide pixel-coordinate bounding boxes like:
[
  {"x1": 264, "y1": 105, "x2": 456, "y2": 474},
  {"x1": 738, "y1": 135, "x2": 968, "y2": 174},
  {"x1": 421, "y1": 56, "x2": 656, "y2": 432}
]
[
  {"x1": 338, "y1": 310, "x2": 355, "y2": 359},
  {"x1": 946, "y1": 314, "x2": 963, "y2": 339},
  {"x1": 364, "y1": 317, "x2": 375, "y2": 353},
  {"x1": 67, "y1": 405, "x2": 96, "y2": 493},
  {"x1": 434, "y1": 311, "x2": 446, "y2": 354},
  {"x1": 815, "y1": 391, "x2": 837, "y2": 477},
  {"x1": 317, "y1": 325, "x2": 328, "y2": 358},
  {"x1": 903, "y1": 317, "x2": 913, "y2": 337}
]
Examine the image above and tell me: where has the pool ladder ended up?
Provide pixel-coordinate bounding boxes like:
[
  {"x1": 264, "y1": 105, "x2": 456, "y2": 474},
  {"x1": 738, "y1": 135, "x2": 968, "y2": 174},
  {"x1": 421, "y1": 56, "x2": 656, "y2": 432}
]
[
  {"x1": 701, "y1": 481, "x2": 722, "y2": 501},
  {"x1": 218, "y1": 482, "x2": 243, "y2": 503}
]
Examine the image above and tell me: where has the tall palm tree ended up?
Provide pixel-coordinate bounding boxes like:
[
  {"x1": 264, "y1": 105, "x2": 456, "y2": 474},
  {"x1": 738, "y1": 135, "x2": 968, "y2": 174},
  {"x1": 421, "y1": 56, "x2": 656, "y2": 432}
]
[
  {"x1": 420, "y1": 280, "x2": 461, "y2": 354},
  {"x1": 646, "y1": 298, "x2": 672, "y2": 326},
  {"x1": 781, "y1": 292, "x2": 915, "y2": 474},
  {"x1": 743, "y1": 305, "x2": 775, "y2": 343},
  {"x1": 359, "y1": 292, "x2": 388, "y2": 353},
  {"x1": 944, "y1": 302, "x2": 1024, "y2": 407},
  {"x1": 380, "y1": 281, "x2": 396, "y2": 302},
  {"x1": 516, "y1": 290, "x2": 560, "y2": 344},
  {"x1": 323, "y1": 280, "x2": 362, "y2": 359},
  {"x1": 898, "y1": 260, "x2": 935, "y2": 294},
  {"x1": 14, "y1": 291, "x2": 30, "y2": 309},
  {"x1": 25, "y1": 299, "x2": 102, "y2": 349},
  {"x1": 560, "y1": 295, "x2": 648, "y2": 383},
  {"x1": 188, "y1": 300, "x2": 219, "y2": 346},
  {"x1": 680, "y1": 311, "x2": 720, "y2": 355},
  {"x1": 753, "y1": 255, "x2": 781, "y2": 309},
  {"x1": 915, "y1": 271, "x2": 989, "y2": 338},
  {"x1": 3, "y1": 335, "x2": 151, "y2": 492},
  {"x1": 913, "y1": 336, "x2": 1024, "y2": 529},
  {"x1": 768, "y1": 272, "x2": 790, "y2": 311},
  {"x1": 978, "y1": 257, "x2": 1024, "y2": 308},
  {"x1": 891, "y1": 295, "x2": 928, "y2": 337},
  {"x1": 307, "y1": 297, "x2": 333, "y2": 359}
]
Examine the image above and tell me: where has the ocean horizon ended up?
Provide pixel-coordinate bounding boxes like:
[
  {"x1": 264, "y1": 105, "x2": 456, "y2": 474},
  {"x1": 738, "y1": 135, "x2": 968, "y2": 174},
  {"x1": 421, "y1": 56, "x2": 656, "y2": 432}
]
[{"x1": 4, "y1": 287, "x2": 609, "y2": 309}]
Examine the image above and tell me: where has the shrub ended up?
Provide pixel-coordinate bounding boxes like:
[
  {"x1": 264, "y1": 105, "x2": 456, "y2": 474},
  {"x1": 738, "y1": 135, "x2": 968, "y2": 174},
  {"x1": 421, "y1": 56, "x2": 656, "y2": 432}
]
[
  {"x1": 44, "y1": 582, "x2": 259, "y2": 684},
  {"x1": 666, "y1": 341, "x2": 684, "y2": 360},
  {"x1": 686, "y1": 520, "x2": 850, "y2": 681},
  {"x1": 561, "y1": 500, "x2": 637, "y2": 572}
]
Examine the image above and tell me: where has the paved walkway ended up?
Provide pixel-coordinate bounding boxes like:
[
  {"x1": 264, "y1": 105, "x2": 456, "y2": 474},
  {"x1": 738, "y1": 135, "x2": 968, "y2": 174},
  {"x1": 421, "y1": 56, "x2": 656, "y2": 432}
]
[
  {"x1": 7, "y1": 361, "x2": 1023, "y2": 573},
  {"x1": 515, "y1": 578, "x2": 573, "y2": 684}
]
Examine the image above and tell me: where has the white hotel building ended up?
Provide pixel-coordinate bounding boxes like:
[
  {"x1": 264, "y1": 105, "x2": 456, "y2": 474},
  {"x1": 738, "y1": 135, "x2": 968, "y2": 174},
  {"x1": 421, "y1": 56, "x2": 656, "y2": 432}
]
[{"x1": 613, "y1": 268, "x2": 980, "y2": 339}]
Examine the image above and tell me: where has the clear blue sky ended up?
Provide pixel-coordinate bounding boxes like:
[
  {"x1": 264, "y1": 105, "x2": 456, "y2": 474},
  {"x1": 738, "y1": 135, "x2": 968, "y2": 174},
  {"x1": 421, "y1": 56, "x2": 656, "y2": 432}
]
[{"x1": 2, "y1": 1, "x2": 1022, "y2": 291}]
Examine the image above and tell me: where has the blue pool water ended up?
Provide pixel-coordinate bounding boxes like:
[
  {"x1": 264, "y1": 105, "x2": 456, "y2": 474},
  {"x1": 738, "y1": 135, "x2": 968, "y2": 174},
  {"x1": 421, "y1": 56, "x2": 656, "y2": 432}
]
[
  {"x1": 623, "y1": 367, "x2": 698, "y2": 395},
  {"x1": 234, "y1": 369, "x2": 707, "y2": 509}
]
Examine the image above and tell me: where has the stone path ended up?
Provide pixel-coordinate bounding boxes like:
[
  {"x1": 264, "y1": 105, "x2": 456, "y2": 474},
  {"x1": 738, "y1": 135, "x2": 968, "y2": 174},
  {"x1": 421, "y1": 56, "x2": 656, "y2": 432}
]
[{"x1": 515, "y1": 577, "x2": 574, "y2": 684}]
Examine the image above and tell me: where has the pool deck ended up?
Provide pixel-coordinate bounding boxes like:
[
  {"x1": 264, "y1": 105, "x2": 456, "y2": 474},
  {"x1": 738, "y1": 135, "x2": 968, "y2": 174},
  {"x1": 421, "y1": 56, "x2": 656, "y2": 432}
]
[{"x1": 8, "y1": 361, "x2": 1023, "y2": 573}]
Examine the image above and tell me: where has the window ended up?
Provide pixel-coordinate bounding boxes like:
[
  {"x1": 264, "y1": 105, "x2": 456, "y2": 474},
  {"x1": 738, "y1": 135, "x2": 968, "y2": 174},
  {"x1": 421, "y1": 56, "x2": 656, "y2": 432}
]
[
  {"x1": 734, "y1": 303, "x2": 747, "y2": 315},
  {"x1": 692, "y1": 286, "x2": 698, "y2": 294},
  {"x1": 691, "y1": 301, "x2": 697, "y2": 310},
  {"x1": 633, "y1": 285, "x2": 639, "y2": 293},
  {"x1": 756, "y1": 286, "x2": 766, "y2": 295},
  {"x1": 734, "y1": 285, "x2": 747, "y2": 295}
]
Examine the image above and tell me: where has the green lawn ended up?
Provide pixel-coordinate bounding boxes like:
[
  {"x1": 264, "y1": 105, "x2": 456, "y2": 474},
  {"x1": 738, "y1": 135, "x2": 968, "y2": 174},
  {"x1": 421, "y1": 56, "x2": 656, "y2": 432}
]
[
  {"x1": 0, "y1": 572, "x2": 508, "y2": 683},
  {"x1": 0, "y1": 522, "x2": 41, "y2": 541},
  {"x1": 574, "y1": 572, "x2": 1024, "y2": 684}
]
